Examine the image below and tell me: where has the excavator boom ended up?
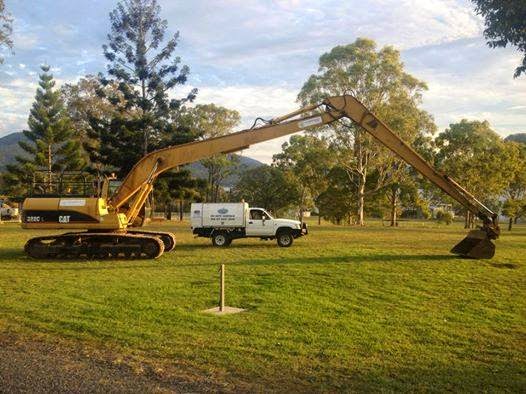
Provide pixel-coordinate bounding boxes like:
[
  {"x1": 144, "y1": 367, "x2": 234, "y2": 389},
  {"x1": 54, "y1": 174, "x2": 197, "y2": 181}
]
[{"x1": 22, "y1": 95, "x2": 498, "y2": 259}]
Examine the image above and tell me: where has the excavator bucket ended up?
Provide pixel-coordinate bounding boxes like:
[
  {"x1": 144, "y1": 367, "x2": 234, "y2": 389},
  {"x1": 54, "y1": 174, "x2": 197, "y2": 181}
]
[{"x1": 450, "y1": 229, "x2": 495, "y2": 259}]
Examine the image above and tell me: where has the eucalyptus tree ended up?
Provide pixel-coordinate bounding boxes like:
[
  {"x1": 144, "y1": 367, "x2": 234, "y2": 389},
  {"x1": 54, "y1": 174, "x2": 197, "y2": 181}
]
[
  {"x1": 472, "y1": 0, "x2": 526, "y2": 77},
  {"x1": 179, "y1": 104, "x2": 241, "y2": 202},
  {"x1": 273, "y1": 134, "x2": 334, "y2": 223},
  {"x1": 299, "y1": 38, "x2": 434, "y2": 225},
  {"x1": 435, "y1": 120, "x2": 513, "y2": 227},
  {"x1": 0, "y1": 0, "x2": 13, "y2": 64}
]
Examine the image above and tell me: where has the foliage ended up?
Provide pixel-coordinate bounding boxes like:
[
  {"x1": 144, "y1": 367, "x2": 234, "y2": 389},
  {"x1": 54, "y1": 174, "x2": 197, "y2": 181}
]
[
  {"x1": 435, "y1": 120, "x2": 513, "y2": 212},
  {"x1": 435, "y1": 209, "x2": 453, "y2": 225},
  {"x1": 273, "y1": 135, "x2": 334, "y2": 220},
  {"x1": 298, "y1": 38, "x2": 435, "y2": 225},
  {"x1": 179, "y1": 104, "x2": 241, "y2": 202},
  {"x1": 501, "y1": 141, "x2": 526, "y2": 230},
  {"x1": 153, "y1": 168, "x2": 207, "y2": 216},
  {"x1": 89, "y1": 0, "x2": 197, "y2": 177},
  {"x1": 0, "y1": 0, "x2": 13, "y2": 64},
  {"x1": 472, "y1": 0, "x2": 526, "y2": 77},
  {"x1": 316, "y1": 166, "x2": 355, "y2": 224},
  {"x1": 4, "y1": 65, "x2": 84, "y2": 196},
  {"x1": 232, "y1": 165, "x2": 300, "y2": 214},
  {"x1": 61, "y1": 76, "x2": 128, "y2": 171}
]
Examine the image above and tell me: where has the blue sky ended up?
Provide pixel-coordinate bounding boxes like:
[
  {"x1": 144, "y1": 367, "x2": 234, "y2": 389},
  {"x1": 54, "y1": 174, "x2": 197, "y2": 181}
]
[{"x1": 0, "y1": 0, "x2": 525, "y2": 163}]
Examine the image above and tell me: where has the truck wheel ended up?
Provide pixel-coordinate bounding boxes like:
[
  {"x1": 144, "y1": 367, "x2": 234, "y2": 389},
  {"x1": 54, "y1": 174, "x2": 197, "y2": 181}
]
[
  {"x1": 212, "y1": 232, "x2": 230, "y2": 247},
  {"x1": 277, "y1": 231, "x2": 293, "y2": 247}
]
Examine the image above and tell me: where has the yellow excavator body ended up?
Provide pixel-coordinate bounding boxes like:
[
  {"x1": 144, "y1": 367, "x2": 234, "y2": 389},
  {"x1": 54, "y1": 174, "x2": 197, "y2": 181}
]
[
  {"x1": 19, "y1": 95, "x2": 499, "y2": 260},
  {"x1": 21, "y1": 197, "x2": 127, "y2": 230}
]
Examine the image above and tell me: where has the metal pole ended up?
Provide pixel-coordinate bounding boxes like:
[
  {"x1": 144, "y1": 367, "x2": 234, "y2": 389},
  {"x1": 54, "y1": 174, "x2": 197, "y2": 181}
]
[{"x1": 219, "y1": 264, "x2": 225, "y2": 312}]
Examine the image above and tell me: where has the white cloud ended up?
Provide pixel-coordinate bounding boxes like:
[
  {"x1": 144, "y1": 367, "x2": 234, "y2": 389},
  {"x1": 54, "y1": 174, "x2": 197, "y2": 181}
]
[{"x1": 172, "y1": 84, "x2": 300, "y2": 163}]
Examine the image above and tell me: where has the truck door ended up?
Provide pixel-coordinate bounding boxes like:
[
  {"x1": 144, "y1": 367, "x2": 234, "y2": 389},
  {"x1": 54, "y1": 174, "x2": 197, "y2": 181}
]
[{"x1": 246, "y1": 209, "x2": 274, "y2": 236}]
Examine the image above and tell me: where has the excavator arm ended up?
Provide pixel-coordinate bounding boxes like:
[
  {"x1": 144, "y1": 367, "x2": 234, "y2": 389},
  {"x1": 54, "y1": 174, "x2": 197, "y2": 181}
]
[{"x1": 112, "y1": 95, "x2": 498, "y2": 259}]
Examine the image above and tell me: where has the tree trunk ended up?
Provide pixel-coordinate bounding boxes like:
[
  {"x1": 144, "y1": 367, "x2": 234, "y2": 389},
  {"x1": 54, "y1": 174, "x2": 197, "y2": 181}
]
[
  {"x1": 141, "y1": 80, "x2": 148, "y2": 155},
  {"x1": 179, "y1": 199, "x2": 184, "y2": 221},
  {"x1": 166, "y1": 200, "x2": 172, "y2": 221},
  {"x1": 47, "y1": 144, "x2": 52, "y2": 191},
  {"x1": 390, "y1": 188, "x2": 397, "y2": 227},
  {"x1": 318, "y1": 212, "x2": 321, "y2": 225},
  {"x1": 508, "y1": 217, "x2": 513, "y2": 231},
  {"x1": 357, "y1": 176, "x2": 365, "y2": 226},
  {"x1": 464, "y1": 210, "x2": 470, "y2": 229}
]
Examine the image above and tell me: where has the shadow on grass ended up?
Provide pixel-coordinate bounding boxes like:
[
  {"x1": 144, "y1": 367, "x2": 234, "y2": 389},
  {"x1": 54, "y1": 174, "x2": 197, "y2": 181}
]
[{"x1": 0, "y1": 251, "x2": 458, "y2": 271}]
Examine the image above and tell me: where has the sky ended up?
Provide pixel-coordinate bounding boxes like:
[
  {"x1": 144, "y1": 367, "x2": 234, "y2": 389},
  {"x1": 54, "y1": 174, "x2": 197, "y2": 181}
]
[{"x1": 0, "y1": 0, "x2": 525, "y2": 163}]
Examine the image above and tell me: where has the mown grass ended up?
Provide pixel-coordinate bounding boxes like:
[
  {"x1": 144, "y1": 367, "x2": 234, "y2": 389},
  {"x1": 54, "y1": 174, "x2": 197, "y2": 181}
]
[{"x1": 0, "y1": 219, "x2": 525, "y2": 391}]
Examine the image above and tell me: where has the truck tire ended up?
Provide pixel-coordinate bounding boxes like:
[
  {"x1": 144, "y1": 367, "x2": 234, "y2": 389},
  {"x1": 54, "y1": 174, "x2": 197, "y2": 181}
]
[
  {"x1": 276, "y1": 230, "x2": 293, "y2": 247},
  {"x1": 212, "y1": 232, "x2": 230, "y2": 247}
]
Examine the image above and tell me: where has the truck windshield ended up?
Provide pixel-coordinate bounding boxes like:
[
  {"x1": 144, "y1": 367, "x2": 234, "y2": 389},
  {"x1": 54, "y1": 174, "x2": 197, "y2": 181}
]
[{"x1": 262, "y1": 210, "x2": 273, "y2": 219}]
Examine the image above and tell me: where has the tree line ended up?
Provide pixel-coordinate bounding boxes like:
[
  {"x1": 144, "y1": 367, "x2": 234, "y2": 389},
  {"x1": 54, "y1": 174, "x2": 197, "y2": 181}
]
[
  {"x1": 0, "y1": 0, "x2": 525, "y2": 230},
  {"x1": 233, "y1": 39, "x2": 526, "y2": 230}
]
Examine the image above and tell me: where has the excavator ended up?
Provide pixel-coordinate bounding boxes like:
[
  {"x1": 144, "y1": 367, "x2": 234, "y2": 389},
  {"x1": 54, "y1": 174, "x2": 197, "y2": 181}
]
[{"x1": 20, "y1": 95, "x2": 499, "y2": 259}]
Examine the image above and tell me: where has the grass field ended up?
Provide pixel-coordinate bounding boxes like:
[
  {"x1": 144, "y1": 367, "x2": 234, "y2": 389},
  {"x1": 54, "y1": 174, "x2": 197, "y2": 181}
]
[{"x1": 0, "y1": 219, "x2": 525, "y2": 391}]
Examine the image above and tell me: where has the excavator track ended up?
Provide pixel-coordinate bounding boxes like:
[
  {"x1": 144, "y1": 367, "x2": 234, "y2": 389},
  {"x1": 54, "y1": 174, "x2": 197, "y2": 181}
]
[
  {"x1": 24, "y1": 232, "x2": 164, "y2": 260},
  {"x1": 127, "y1": 230, "x2": 176, "y2": 252}
]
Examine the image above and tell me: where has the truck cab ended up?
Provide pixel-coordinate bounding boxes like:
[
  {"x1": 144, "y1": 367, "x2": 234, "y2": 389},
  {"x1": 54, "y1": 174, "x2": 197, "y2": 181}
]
[{"x1": 191, "y1": 203, "x2": 308, "y2": 247}]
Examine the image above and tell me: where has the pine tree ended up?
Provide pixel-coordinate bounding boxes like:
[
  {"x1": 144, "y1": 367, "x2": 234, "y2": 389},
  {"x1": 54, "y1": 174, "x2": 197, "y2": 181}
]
[
  {"x1": 88, "y1": 0, "x2": 197, "y2": 177},
  {"x1": 4, "y1": 65, "x2": 85, "y2": 196}
]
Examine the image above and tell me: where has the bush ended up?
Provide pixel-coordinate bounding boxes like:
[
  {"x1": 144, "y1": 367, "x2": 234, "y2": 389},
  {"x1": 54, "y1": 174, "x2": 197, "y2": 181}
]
[{"x1": 435, "y1": 210, "x2": 453, "y2": 225}]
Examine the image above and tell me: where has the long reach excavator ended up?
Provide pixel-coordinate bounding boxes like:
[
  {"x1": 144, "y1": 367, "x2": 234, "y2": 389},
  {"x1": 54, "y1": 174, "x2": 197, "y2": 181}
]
[{"x1": 21, "y1": 95, "x2": 499, "y2": 259}]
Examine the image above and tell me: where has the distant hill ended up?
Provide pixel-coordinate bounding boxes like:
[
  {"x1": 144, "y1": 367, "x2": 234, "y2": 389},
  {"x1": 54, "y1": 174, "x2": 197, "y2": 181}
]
[
  {"x1": 0, "y1": 132, "x2": 263, "y2": 187},
  {"x1": 505, "y1": 133, "x2": 526, "y2": 144},
  {"x1": 0, "y1": 132, "x2": 26, "y2": 170}
]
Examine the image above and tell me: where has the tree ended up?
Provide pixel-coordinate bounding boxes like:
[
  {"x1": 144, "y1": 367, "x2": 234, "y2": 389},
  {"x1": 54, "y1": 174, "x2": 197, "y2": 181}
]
[
  {"x1": 273, "y1": 135, "x2": 334, "y2": 223},
  {"x1": 89, "y1": 0, "x2": 197, "y2": 177},
  {"x1": 4, "y1": 65, "x2": 85, "y2": 196},
  {"x1": 316, "y1": 166, "x2": 355, "y2": 225},
  {"x1": 299, "y1": 38, "x2": 434, "y2": 225},
  {"x1": 153, "y1": 169, "x2": 206, "y2": 220},
  {"x1": 61, "y1": 75, "x2": 127, "y2": 170},
  {"x1": 370, "y1": 96, "x2": 436, "y2": 226},
  {"x1": 472, "y1": 0, "x2": 526, "y2": 78},
  {"x1": 180, "y1": 104, "x2": 241, "y2": 202},
  {"x1": 435, "y1": 119, "x2": 512, "y2": 227},
  {"x1": 501, "y1": 141, "x2": 526, "y2": 230},
  {"x1": 0, "y1": 0, "x2": 13, "y2": 64},
  {"x1": 232, "y1": 166, "x2": 300, "y2": 215}
]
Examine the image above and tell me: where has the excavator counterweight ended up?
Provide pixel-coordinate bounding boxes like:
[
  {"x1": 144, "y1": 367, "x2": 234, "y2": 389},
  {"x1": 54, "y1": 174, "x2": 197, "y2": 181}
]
[{"x1": 20, "y1": 95, "x2": 499, "y2": 259}]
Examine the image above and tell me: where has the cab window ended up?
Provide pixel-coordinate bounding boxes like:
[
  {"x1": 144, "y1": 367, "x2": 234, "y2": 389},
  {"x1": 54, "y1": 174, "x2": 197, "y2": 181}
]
[{"x1": 250, "y1": 209, "x2": 263, "y2": 220}]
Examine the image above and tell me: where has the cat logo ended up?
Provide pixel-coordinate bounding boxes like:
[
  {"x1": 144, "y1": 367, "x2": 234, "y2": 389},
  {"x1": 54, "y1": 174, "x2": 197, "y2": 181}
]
[{"x1": 59, "y1": 215, "x2": 71, "y2": 223}]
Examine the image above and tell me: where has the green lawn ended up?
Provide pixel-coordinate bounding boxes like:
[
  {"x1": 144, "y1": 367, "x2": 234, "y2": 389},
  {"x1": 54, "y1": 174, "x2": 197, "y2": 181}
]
[{"x1": 0, "y1": 219, "x2": 525, "y2": 391}]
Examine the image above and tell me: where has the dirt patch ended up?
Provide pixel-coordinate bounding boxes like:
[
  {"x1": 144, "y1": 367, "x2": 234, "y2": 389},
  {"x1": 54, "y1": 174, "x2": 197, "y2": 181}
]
[{"x1": 0, "y1": 334, "x2": 228, "y2": 393}]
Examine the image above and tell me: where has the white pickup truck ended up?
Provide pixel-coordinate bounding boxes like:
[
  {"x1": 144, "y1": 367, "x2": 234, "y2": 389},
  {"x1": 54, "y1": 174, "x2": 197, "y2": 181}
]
[{"x1": 191, "y1": 202, "x2": 307, "y2": 247}]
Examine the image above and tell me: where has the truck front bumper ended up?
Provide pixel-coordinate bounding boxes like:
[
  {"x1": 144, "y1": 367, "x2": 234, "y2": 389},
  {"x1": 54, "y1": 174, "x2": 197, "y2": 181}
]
[{"x1": 293, "y1": 223, "x2": 308, "y2": 238}]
